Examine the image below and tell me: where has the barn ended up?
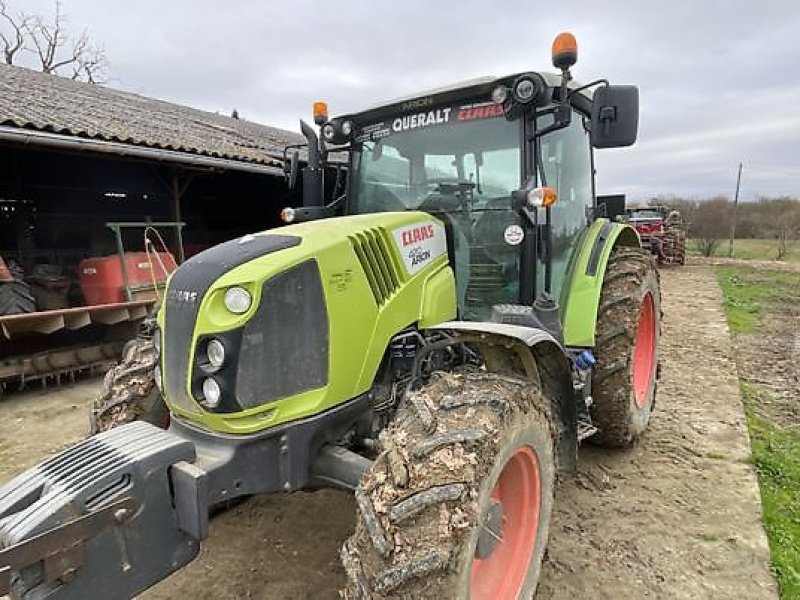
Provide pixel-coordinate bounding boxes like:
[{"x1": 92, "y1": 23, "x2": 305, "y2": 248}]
[{"x1": 0, "y1": 64, "x2": 309, "y2": 390}]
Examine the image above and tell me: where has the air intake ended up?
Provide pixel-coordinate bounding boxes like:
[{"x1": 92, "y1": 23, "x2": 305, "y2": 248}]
[{"x1": 350, "y1": 229, "x2": 400, "y2": 305}]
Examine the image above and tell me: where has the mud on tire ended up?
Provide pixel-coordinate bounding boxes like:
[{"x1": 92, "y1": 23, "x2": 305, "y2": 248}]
[
  {"x1": 89, "y1": 332, "x2": 167, "y2": 434},
  {"x1": 341, "y1": 371, "x2": 555, "y2": 599},
  {"x1": 590, "y1": 246, "x2": 661, "y2": 447}
]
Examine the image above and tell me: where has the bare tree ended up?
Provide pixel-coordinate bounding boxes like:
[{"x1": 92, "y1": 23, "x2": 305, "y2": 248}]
[
  {"x1": 689, "y1": 197, "x2": 730, "y2": 257},
  {"x1": 0, "y1": 0, "x2": 107, "y2": 83},
  {"x1": 760, "y1": 197, "x2": 800, "y2": 260},
  {"x1": 0, "y1": 0, "x2": 31, "y2": 65}
]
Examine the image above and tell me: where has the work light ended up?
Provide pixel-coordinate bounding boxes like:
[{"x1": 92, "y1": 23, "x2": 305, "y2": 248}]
[
  {"x1": 491, "y1": 85, "x2": 508, "y2": 105},
  {"x1": 514, "y1": 78, "x2": 537, "y2": 102}
]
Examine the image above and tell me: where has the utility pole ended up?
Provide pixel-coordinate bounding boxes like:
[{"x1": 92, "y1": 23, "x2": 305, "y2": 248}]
[{"x1": 728, "y1": 162, "x2": 742, "y2": 257}]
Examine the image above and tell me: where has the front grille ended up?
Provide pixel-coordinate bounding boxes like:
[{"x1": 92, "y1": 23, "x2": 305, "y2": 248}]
[
  {"x1": 235, "y1": 260, "x2": 329, "y2": 409},
  {"x1": 350, "y1": 228, "x2": 400, "y2": 305}
]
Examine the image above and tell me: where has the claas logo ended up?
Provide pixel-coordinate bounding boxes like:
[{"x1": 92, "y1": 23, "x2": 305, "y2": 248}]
[
  {"x1": 401, "y1": 224, "x2": 435, "y2": 247},
  {"x1": 457, "y1": 104, "x2": 504, "y2": 121}
]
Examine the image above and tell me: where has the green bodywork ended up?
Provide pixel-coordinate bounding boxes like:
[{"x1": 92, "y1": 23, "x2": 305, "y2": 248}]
[
  {"x1": 560, "y1": 219, "x2": 640, "y2": 348},
  {"x1": 159, "y1": 207, "x2": 639, "y2": 435},
  {"x1": 159, "y1": 211, "x2": 456, "y2": 435}
]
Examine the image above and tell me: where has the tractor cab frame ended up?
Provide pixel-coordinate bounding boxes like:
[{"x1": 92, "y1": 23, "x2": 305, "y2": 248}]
[{"x1": 286, "y1": 58, "x2": 639, "y2": 341}]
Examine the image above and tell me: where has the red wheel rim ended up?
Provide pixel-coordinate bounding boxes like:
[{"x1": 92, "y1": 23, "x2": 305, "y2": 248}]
[
  {"x1": 632, "y1": 291, "x2": 656, "y2": 409},
  {"x1": 471, "y1": 446, "x2": 541, "y2": 600}
]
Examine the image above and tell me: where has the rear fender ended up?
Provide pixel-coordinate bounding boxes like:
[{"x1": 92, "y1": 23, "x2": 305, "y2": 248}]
[
  {"x1": 561, "y1": 219, "x2": 640, "y2": 348},
  {"x1": 430, "y1": 321, "x2": 577, "y2": 473}
]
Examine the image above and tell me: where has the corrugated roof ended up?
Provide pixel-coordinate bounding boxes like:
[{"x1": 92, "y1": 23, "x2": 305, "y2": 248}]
[{"x1": 0, "y1": 63, "x2": 303, "y2": 168}]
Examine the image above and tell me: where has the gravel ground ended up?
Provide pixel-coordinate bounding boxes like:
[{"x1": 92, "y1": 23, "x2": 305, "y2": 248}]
[{"x1": 0, "y1": 265, "x2": 777, "y2": 599}]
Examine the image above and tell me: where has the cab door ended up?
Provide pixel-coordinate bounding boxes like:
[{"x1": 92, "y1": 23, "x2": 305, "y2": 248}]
[{"x1": 536, "y1": 110, "x2": 594, "y2": 301}]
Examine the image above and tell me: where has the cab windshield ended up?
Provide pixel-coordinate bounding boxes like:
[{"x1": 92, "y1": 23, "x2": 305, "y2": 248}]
[
  {"x1": 350, "y1": 104, "x2": 521, "y2": 319},
  {"x1": 351, "y1": 105, "x2": 520, "y2": 214}
]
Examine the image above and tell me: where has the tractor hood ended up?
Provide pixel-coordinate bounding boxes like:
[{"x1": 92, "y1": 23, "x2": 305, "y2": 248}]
[{"x1": 157, "y1": 212, "x2": 456, "y2": 434}]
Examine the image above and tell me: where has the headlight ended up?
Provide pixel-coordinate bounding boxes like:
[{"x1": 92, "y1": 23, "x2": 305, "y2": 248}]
[
  {"x1": 206, "y1": 339, "x2": 225, "y2": 370},
  {"x1": 154, "y1": 365, "x2": 163, "y2": 393},
  {"x1": 201, "y1": 378, "x2": 222, "y2": 409},
  {"x1": 224, "y1": 286, "x2": 252, "y2": 314},
  {"x1": 341, "y1": 120, "x2": 353, "y2": 136},
  {"x1": 152, "y1": 328, "x2": 161, "y2": 359},
  {"x1": 322, "y1": 122, "x2": 335, "y2": 141}
]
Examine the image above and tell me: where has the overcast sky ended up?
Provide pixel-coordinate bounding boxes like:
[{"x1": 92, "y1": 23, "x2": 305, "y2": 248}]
[{"x1": 16, "y1": 0, "x2": 800, "y2": 201}]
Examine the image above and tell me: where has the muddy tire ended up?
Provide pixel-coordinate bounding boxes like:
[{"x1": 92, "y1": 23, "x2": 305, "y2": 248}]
[
  {"x1": 590, "y1": 246, "x2": 661, "y2": 447},
  {"x1": 341, "y1": 371, "x2": 555, "y2": 600},
  {"x1": 89, "y1": 333, "x2": 168, "y2": 434},
  {"x1": 0, "y1": 261, "x2": 35, "y2": 315},
  {"x1": 660, "y1": 230, "x2": 685, "y2": 265}
]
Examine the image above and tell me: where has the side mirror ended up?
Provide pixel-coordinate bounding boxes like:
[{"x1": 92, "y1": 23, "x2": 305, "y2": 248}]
[
  {"x1": 284, "y1": 150, "x2": 300, "y2": 190},
  {"x1": 590, "y1": 85, "x2": 639, "y2": 148}
]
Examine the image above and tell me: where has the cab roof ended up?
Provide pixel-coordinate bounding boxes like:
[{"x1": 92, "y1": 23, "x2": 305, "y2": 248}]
[{"x1": 340, "y1": 71, "x2": 593, "y2": 124}]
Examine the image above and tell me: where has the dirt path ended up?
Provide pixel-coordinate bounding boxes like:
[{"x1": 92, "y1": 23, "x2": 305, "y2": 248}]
[
  {"x1": 0, "y1": 266, "x2": 777, "y2": 599},
  {"x1": 0, "y1": 379, "x2": 97, "y2": 482},
  {"x1": 537, "y1": 266, "x2": 776, "y2": 599}
]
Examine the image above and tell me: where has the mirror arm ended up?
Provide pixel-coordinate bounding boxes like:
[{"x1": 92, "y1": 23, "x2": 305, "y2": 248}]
[
  {"x1": 567, "y1": 78, "x2": 609, "y2": 98},
  {"x1": 534, "y1": 105, "x2": 572, "y2": 138}
]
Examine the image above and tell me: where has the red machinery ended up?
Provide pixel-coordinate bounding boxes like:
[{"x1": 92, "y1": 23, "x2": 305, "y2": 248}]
[
  {"x1": 625, "y1": 206, "x2": 686, "y2": 265},
  {"x1": 80, "y1": 252, "x2": 177, "y2": 305},
  {"x1": 0, "y1": 222, "x2": 183, "y2": 393}
]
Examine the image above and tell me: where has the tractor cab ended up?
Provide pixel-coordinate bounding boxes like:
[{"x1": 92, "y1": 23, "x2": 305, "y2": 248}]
[
  {"x1": 285, "y1": 33, "x2": 639, "y2": 328},
  {"x1": 343, "y1": 76, "x2": 595, "y2": 321}
]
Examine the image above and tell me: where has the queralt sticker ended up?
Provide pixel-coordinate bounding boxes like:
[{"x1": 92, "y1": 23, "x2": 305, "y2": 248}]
[
  {"x1": 504, "y1": 224, "x2": 525, "y2": 246},
  {"x1": 392, "y1": 221, "x2": 448, "y2": 275}
]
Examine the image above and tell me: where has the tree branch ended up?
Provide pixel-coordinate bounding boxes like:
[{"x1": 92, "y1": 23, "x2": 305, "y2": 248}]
[
  {"x1": 0, "y1": 0, "x2": 32, "y2": 65},
  {"x1": 11, "y1": 0, "x2": 108, "y2": 82}
]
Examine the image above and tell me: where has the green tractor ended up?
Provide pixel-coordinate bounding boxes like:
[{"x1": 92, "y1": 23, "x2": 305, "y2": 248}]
[{"x1": 0, "y1": 33, "x2": 659, "y2": 600}]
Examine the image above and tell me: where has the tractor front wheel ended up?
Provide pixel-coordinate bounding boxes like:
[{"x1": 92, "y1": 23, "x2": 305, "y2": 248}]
[
  {"x1": 341, "y1": 371, "x2": 555, "y2": 600},
  {"x1": 590, "y1": 246, "x2": 661, "y2": 447},
  {"x1": 89, "y1": 331, "x2": 168, "y2": 434}
]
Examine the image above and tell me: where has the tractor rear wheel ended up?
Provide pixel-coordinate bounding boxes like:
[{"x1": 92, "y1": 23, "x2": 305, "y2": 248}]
[
  {"x1": 590, "y1": 246, "x2": 660, "y2": 447},
  {"x1": 341, "y1": 371, "x2": 555, "y2": 600}
]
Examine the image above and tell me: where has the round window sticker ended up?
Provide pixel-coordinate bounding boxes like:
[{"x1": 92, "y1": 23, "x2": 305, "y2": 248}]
[{"x1": 504, "y1": 224, "x2": 524, "y2": 246}]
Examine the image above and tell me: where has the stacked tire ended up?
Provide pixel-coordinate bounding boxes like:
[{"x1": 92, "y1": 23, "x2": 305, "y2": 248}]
[{"x1": 0, "y1": 259, "x2": 35, "y2": 316}]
